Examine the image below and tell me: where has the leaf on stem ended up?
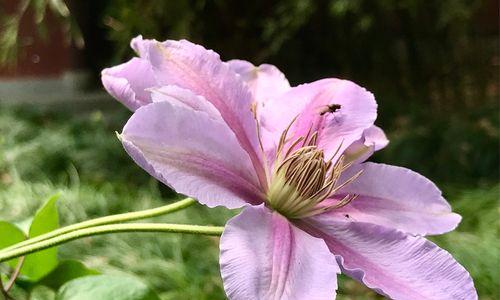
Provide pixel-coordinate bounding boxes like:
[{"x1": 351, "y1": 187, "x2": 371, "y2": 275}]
[
  {"x1": 56, "y1": 274, "x2": 160, "y2": 300},
  {"x1": 0, "y1": 221, "x2": 25, "y2": 268},
  {"x1": 21, "y1": 194, "x2": 60, "y2": 281}
]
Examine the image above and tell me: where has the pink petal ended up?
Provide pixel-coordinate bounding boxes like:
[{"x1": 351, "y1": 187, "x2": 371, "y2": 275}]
[
  {"x1": 331, "y1": 162, "x2": 461, "y2": 235},
  {"x1": 149, "y1": 85, "x2": 222, "y2": 121},
  {"x1": 121, "y1": 101, "x2": 264, "y2": 209},
  {"x1": 130, "y1": 35, "x2": 159, "y2": 58},
  {"x1": 227, "y1": 59, "x2": 290, "y2": 105},
  {"x1": 343, "y1": 125, "x2": 389, "y2": 164},
  {"x1": 147, "y1": 40, "x2": 268, "y2": 188},
  {"x1": 365, "y1": 125, "x2": 389, "y2": 151},
  {"x1": 301, "y1": 219, "x2": 477, "y2": 300},
  {"x1": 220, "y1": 205, "x2": 339, "y2": 300},
  {"x1": 101, "y1": 57, "x2": 156, "y2": 111},
  {"x1": 260, "y1": 79, "x2": 377, "y2": 162}
]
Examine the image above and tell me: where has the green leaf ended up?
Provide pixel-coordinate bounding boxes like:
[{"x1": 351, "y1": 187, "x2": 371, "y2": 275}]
[
  {"x1": 39, "y1": 260, "x2": 99, "y2": 290},
  {"x1": 21, "y1": 194, "x2": 60, "y2": 281},
  {"x1": 56, "y1": 275, "x2": 160, "y2": 300},
  {"x1": 0, "y1": 221, "x2": 26, "y2": 268}
]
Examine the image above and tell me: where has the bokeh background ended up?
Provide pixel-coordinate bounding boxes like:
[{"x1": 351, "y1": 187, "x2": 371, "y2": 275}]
[{"x1": 0, "y1": 1, "x2": 498, "y2": 299}]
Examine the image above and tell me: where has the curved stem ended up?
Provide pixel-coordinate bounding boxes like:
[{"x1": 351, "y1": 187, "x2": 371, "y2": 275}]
[
  {"x1": 1, "y1": 198, "x2": 196, "y2": 253},
  {"x1": 5, "y1": 256, "x2": 24, "y2": 292},
  {"x1": 0, "y1": 223, "x2": 223, "y2": 263}
]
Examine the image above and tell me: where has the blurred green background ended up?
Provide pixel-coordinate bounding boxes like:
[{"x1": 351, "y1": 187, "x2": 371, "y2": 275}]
[{"x1": 0, "y1": 0, "x2": 498, "y2": 299}]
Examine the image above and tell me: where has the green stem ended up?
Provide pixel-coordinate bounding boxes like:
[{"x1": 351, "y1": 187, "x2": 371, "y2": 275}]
[
  {"x1": 0, "y1": 223, "x2": 224, "y2": 263},
  {"x1": 1, "y1": 198, "x2": 196, "y2": 253},
  {"x1": 5, "y1": 256, "x2": 24, "y2": 292}
]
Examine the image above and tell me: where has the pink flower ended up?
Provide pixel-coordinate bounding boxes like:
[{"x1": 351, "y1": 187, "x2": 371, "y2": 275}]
[{"x1": 102, "y1": 36, "x2": 477, "y2": 300}]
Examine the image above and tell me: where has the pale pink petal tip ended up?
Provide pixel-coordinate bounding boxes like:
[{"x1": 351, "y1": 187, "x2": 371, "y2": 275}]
[
  {"x1": 227, "y1": 59, "x2": 291, "y2": 104},
  {"x1": 101, "y1": 57, "x2": 156, "y2": 111}
]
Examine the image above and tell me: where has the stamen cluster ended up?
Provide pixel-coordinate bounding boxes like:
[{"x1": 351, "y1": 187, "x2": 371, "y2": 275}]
[{"x1": 266, "y1": 122, "x2": 360, "y2": 218}]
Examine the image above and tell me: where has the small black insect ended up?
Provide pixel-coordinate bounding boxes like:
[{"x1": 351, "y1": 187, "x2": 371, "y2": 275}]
[{"x1": 318, "y1": 104, "x2": 341, "y2": 116}]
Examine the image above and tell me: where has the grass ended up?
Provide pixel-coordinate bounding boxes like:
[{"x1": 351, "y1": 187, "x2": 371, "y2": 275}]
[{"x1": 0, "y1": 104, "x2": 498, "y2": 299}]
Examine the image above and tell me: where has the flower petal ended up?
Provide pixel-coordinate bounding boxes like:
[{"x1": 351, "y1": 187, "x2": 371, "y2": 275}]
[
  {"x1": 121, "y1": 101, "x2": 264, "y2": 209},
  {"x1": 147, "y1": 40, "x2": 268, "y2": 187},
  {"x1": 227, "y1": 59, "x2": 290, "y2": 105},
  {"x1": 149, "y1": 85, "x2": 222, "y2": 121},
  {"x1": 130, "y1": 35, "x2": 158, "y2": 58},
  {"x1": 101, "y1": 57, "x2": 156, "y2": 111},
  {"x1": 332, "y1": 162, "x2": 461, "y2": 235},
  {"x1": 261, "y1": 79, "x2": 377, "y2": 161},
  {"x1": 343, "y1": 125, "x2": 389, "y2": 164},
  {"x1": 300, "y1": 219, "x2": 477, "y2": 300},
  {"x1": 365, "y1": 125, "x2": 389, "y2": 151},
  {"x1": 220, "y1": 205, "x2": 339, "y2": 300}
]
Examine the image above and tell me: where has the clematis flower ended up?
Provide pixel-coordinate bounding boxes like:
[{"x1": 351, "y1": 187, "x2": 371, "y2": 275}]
[{"x1": 102, "y1": 36, "x2": 477, "y2": 300}]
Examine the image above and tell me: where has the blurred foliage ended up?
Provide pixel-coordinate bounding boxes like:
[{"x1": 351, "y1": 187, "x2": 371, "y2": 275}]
[{"x1": 0, "y1": 105, "x2": 148, "y2": 190}]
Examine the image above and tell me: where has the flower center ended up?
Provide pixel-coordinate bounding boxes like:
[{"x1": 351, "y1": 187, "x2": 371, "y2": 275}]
[{"x1": 265, "y1": 121, "x2": 361, "y2": 219}]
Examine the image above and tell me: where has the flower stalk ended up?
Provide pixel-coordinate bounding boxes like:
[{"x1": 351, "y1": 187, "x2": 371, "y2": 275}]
[
  {"x1": 0, "y1": 223, "x2": 224, "y2": 263},
  {"x1": 1, "y1": 197, "x2": 196, "y2": 253}
]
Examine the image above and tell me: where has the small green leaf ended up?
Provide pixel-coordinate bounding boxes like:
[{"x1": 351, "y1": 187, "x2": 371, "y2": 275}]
[
  {"x1": 39, "y1": 260, "x2": 99, "y2": 290},
  {"x1": 29, "y1": 194, "x2": 60, "y2": 237},
  {"x1": 21, "y1": 194, "x2": 61, "y2": 281},
  {"x1": 56, "y1": 275, "x2": 160, "y2": 300},
  {"x1": 0, "y1": 221, "x2": 26, "y2": 268}
]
